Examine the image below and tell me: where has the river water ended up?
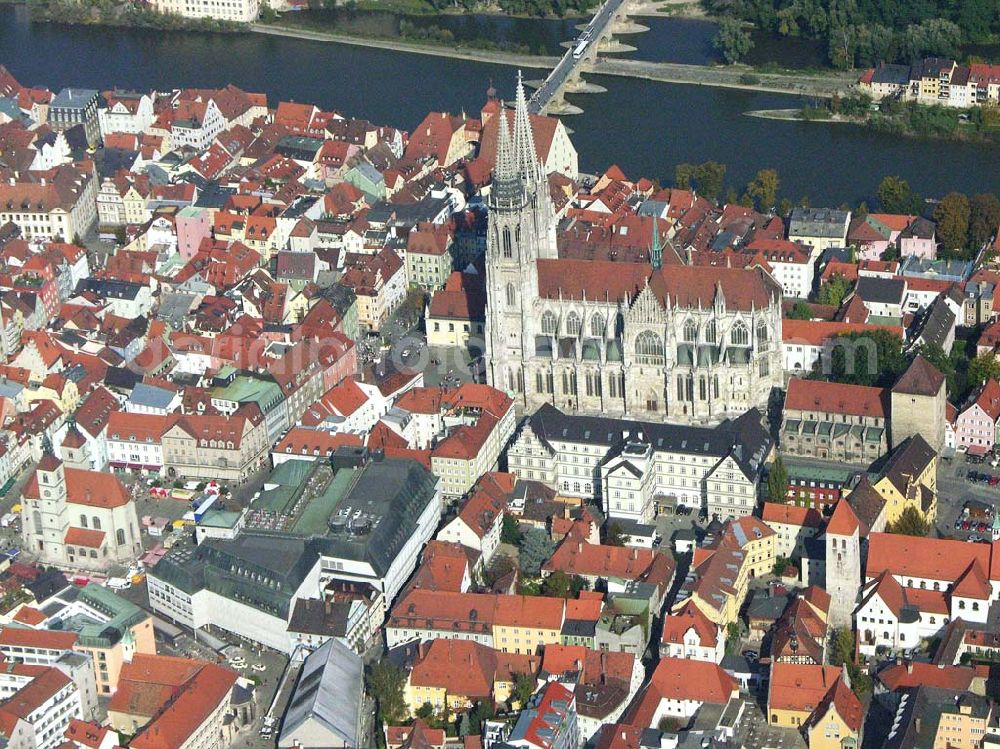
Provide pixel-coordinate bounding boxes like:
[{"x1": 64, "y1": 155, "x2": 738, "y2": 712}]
[{"x1": 1, "y1": 5, "x2": 998, "y2": 204}]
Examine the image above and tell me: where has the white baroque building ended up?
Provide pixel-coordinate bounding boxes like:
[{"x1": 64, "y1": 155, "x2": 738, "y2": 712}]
[
  {"x1": 506, "y1": 403, "x2": 771, "y2": 521},
  {"x1": 484, "y1": 78, "x2": 785, "y2": 425}
]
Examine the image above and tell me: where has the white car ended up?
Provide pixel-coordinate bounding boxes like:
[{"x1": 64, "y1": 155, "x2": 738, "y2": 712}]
[
  {"x1": 252, "y1": 663, "x2": 266, "y2": 672},
  {"x1": 107, "y1": 577, "x2": 132, "y2": 591}
]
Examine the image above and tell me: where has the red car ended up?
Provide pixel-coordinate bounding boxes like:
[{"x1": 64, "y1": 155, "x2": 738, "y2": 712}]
[
  {"x1": 962, "y1": 520, "x2": 972, "y2": 531},
  {"x1": 990, "y1": 476, "x2": 1000, "y2": 487}
]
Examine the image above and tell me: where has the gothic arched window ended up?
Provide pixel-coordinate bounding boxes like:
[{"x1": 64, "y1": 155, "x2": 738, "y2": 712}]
[
  {"x1": 635, "y1": 331, "x2": 665, "y2": 364},
  {"x1": 756, "y1": 319, "x2": 769, "y2": 348},
  {"x1": 506, "y1": 283, "x2": 516, "y2": 307},
  {"x1": 116, "y1": 529, "x2": 126, "y2": 546},
  {"x1": 705, "y1": 319, "x2": 717, "y2": 343},
  {"x1": 683, "y1": 319, "x2": 698, "y2": 343},
  {"x1": 502, "y1": 227, "x2": 513, "y2": 259},
  {"x1": 590, "y1": 315, "x2": 606, "y2": 338},
  {"x1": 541, "y1": 311, "x2": 557, "y2": 336},
  {"x1": 731, "y1": 322, "x2": 749, "y2": 346},
  {"x1": 566, "y1": 312, "x2": 581, "y2": 336}
]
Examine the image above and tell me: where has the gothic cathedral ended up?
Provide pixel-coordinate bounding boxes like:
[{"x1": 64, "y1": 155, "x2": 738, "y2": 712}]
[{"x1": 485, "y1": 76, "x2": 785, "y2": 424}]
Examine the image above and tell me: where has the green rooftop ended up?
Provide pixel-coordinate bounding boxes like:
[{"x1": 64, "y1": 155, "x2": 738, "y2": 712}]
[
  {"x1": 64, "y1": 584, "x2": 148, "y2": 649},
  {"x1": 785, "y1": 462, "x2": 855, "y2": 483},
  {"x1": 212, "y1": 374, "x2": 283, "y2": 410}
]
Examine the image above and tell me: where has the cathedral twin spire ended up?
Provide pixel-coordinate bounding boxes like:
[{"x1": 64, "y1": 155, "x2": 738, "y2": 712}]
[{"x1": 491, "y1": 72, "x2": 544, "y2": 208}]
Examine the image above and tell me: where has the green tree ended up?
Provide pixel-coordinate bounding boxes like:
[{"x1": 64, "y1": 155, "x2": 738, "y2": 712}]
[
  {"x1": 674, "y1": 163, "x2": 695, "y2": 190},
  {"x1": 674, "y1": 161, "x2": 727, "y2": 202},
  {"x1": 693, "y1": 161, "x2": 727, "y2": 202},
  {"x1": 887, "y1": 505, "x2": 932, "y2": 536},
  {"x1": 467, "y1": 701, "x2": 495, "y2": 735},
  {"x1": 968, "y1": 354, "x2": 1000, "y2": 388},
  {"x1": 877, "y1": 175, "x2": 919, "y2": 214},
  {"x1": 773, "y1": 556, "x2": 793, "y2": 575},
  {"x1": 416, "y1": 702, "x2": 435, "y2": 720},
  {"x1": 787, "y1": 301, "x2": 814, "y2": 320},
  {"x1": 725, "y1": 622, "x2": 742, "y2": 653},
  {"x1": 605, "y1": 522, "x2": 626, "y2": 546},
  {"x1": 745, "y1": 168, "x2": 780, "y2": 212},
  {"x1": 518, "y1": 527, "x2": 555, "y2": 576},
  {"x1": 934, "y1": 192, "x2": 971, "y2": 255},
  {"x1": 713, "y1": 17, "x2": 754, "y2": 64},
  {"x1": 817, "y1": 274, "x2": 852, "y2": 307},
  {"x1": 767, "y1": 456, "x2": 789, "y2": 503},
  {"x1": 968, "y1": 193, "x2": 1000, "y2": 251},
  {"x1": 512, "y1": 672, "x2": 536, "y2": 707},
  {"x1": 501, "y1": 514, "x2": 523, "y2": 545},
  {"x1": 542, "y1": 570, "x2": 573, "y2": 598},
  {"x1": 829, "y1": 627, "x2": 855, "y2": 667},
  {"x1": 827, "y1": 329, "x2": 908, "y2": 387},
  {"x1": 259, "y1": 1, "x2": 276, "y2": 21},
  {"x1": 367, "y1": 661, "x2": 408, "y2": 725}
]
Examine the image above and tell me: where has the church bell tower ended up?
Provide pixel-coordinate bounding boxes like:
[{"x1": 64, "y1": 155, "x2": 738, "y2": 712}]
[{"x1": 484, "y1": 73, "x2": 557, "y2": 398}]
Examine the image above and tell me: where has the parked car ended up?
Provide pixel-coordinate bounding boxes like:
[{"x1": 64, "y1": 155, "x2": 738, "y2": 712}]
[
  {"x1": 969, "y1": 534, "x2": 983, "y2": 542},
  {"x1": 107, "y1": 577, "x2": 132, "y2": 591}
]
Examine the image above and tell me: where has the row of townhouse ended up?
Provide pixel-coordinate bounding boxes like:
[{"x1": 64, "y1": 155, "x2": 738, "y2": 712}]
[
  {"x1": 103, "y1": 406, "x2": 269, "y2": 483},
  {"x1": 861, "y1": 58, "x2": 1000, "y2": 108},
  {"x1": 0, "y1": 163, "x2": 98, "y2": 242}
]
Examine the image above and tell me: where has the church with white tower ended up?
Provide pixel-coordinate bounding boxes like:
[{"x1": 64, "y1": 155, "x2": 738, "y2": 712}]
[{"x1": 484, "y1": 75, "x2": 786, "y2": 424}]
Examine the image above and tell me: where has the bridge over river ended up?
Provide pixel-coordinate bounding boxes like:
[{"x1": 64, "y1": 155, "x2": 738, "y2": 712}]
[{"x1": 527, "y1": 0, "x2": 647, "y2": 115}]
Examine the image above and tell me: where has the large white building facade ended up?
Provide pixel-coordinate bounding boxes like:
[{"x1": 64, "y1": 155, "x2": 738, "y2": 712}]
[
  {"x1": 506, "y1": 404, "x2": 771, "y2": 521},
  {"x1": 484, "y1": 80, "x2": 785, "y2": 426},
  {"x1": 150, "y1": 0, "x2": 260, "y2": 23}
]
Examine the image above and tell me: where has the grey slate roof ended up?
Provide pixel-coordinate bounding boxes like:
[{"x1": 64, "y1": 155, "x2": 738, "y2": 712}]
[
  {"x1": 908, "y1": 294, "x2": 956, "y2": 351},
  {"x1": 280, "y1": 638, "x2": 364, "y2": 748},
  {"x1": 789, "y1": 207, "x2": 850, "y2": 239},
  {"x1": 856, "y1": 275, "x2": 905, "y2": 304},
  {"x1": 128, "y1": 383, "x2": 176, "y2": 410},
  {"x1": 525, "y1": 403, "x2": 771, "y2": 481}
]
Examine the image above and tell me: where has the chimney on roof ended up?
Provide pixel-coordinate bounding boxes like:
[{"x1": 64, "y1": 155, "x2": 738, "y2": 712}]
[{"x1": 907, "y1": 662, "x2": 913, "y2": 674}]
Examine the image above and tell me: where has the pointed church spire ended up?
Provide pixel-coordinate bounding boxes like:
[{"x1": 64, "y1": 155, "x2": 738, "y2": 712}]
[
  {"x1": 490, "y1": 99, "x2": 521, "y2": 210},
  {"x1": 651, "y1": 214, "x2": 663, "y2": 270},
  {"x1": 494, "y1": 100, "x2": 516, "y2": 183},
  {"x1": 513, "y1": 70, "x2": 540, "y2": 181}
]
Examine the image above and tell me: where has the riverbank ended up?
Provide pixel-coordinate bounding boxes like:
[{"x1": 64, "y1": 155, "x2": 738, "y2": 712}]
[
  {"x1": 745, "y1": 102, "x2": 1000, "y2": 144},
  {"x1": 252, "y1": 22, "x2": 556, "y2": 66},
  {"x1": 744, "y1": 108, "x2": 856, "y2": 123},
  {"x1": 253, "y1": 22, "x2": 856, "y2": 97}
]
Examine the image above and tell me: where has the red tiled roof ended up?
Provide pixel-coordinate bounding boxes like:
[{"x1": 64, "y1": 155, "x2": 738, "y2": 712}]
[
  {"x1": 129, "y1": 662, "x2": 237, "y2": 749},
  {"x1": 661, "y1": 599, "x2": 718, "y2": 648},
  {"x1": 878, "y1": 662, "x2": 980, "y2": 692},
  {"x1": 769, "y1": 663, "x2": 842, "y2": 714},
  {"x1": 64, "y1": 527, "x2": 105, "y2": 549},
  {"x1": 761, "y1": 502, "x2": 824, "y2": 528},
  {"x1": 535, "y1": 261, "x2": 779, "y2": 311},
  {"x1": 782, "y1": 318, "x2": 903, "y2": 346},
  {"x1": 22, "y1": 466, "x2": 132, "y2": 509},
  {"x1": 542, "y1": 539, "x2": 665, "y2": 582},
  {"x1": 866, "y1": 533, "x2": 995, "y2": 585},
  {"x1": 825, "y1": 499, "x2": 861, "y2": 536},
  {"x1": 0, "y1": 627, "x2": 77, "y2": 651},
  {"x1": 0, "y1": 668, "x2": 71, "y2": 719},
  {"x1": 627, "y1": 658, "x2": 737, "y2": 727},
  {"x1": 785, "y1": 378, "x2": 887, "y2": 419}
]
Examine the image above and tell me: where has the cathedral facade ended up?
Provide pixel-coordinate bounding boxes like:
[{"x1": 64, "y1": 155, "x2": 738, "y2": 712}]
[{"x1": 484, "y1": 79, "x2": 786, "y2": 425}]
